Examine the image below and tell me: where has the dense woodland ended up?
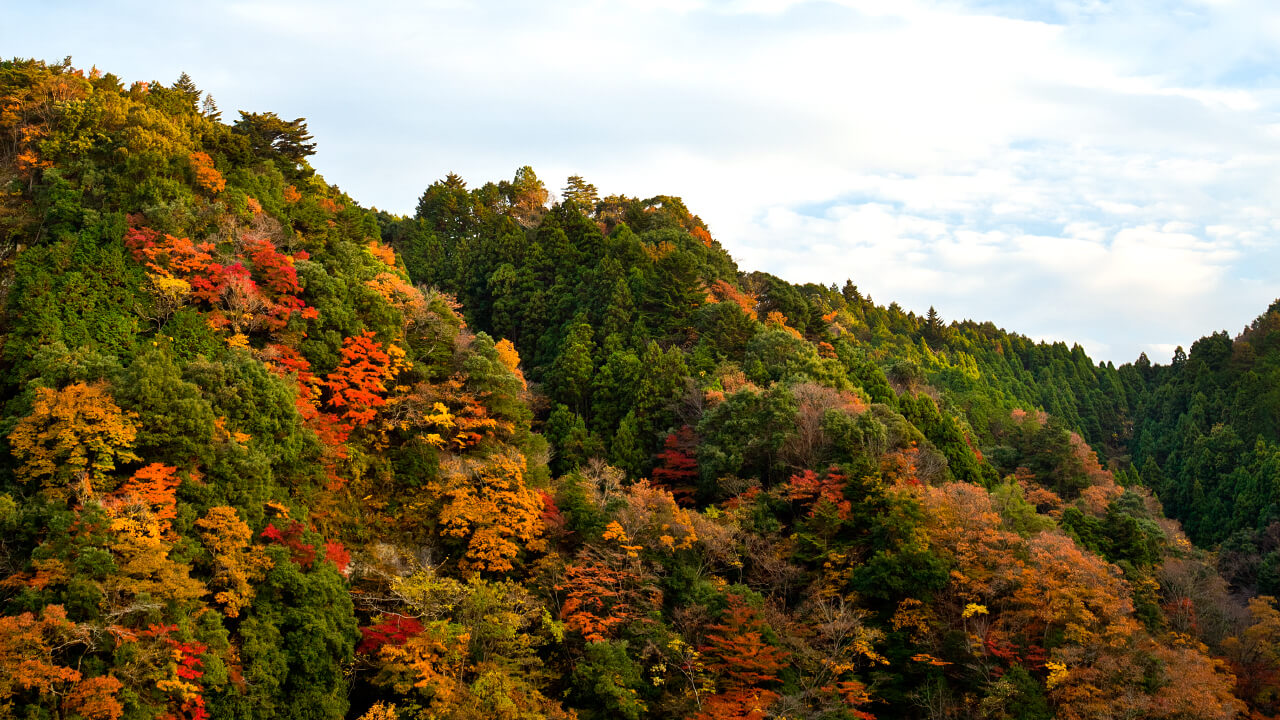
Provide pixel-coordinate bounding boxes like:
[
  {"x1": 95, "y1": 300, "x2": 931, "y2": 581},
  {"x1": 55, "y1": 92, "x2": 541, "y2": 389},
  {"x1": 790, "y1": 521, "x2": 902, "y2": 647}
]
[{"x1": 1, "y1": 57, "x2": 1280, "y2": 720}]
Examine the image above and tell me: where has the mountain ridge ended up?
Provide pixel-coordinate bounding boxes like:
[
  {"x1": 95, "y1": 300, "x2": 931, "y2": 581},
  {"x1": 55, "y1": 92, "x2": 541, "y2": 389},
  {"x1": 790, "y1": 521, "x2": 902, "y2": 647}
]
[{"x1": 0, "y1": 57, "x2": 1277, "y2": 720}]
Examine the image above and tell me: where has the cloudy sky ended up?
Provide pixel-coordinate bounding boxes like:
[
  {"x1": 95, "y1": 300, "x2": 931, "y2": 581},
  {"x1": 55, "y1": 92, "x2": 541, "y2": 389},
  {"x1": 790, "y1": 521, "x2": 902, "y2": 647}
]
[{"x1": 8, "y1": 0, "x2": 1280, "y2": 363}]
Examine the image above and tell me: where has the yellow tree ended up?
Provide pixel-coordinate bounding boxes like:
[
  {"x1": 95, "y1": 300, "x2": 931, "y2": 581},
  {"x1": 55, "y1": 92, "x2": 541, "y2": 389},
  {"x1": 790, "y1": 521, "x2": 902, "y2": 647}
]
[
  {"x1": 196, "y1": 506, "x2": 273, "y2": 617},
  {"x1": 102, "y1": 494, "x2": 206, "y2": 613},
  {"x1": 430, "y1": 451, "x2": 545, "y2": 573},
  {"x1": 8, "y1": 382, "x2": 140, "y2": 499}
]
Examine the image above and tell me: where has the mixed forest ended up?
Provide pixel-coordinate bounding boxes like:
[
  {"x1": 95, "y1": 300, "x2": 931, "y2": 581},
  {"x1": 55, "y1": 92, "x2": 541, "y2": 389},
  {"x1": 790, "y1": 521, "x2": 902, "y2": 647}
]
[{"x1": 2, "y1": 57, "x2": 1280, "y2": 720}]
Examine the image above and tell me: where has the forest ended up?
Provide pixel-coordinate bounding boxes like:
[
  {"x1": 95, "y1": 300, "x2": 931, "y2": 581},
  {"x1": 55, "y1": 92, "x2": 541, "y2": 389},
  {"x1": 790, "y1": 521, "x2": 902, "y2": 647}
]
[{"x1": 2, "y1": 57, "x2": 1280, "y2": 720}]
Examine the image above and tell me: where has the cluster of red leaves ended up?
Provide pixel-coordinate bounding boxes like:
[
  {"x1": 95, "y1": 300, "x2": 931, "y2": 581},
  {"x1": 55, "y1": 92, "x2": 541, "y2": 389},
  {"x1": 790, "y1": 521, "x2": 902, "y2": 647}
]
[
  {"x1": 539, "y1": 490, "x2": 568, "y2": 538},
  {"x1": 265, "y1": 344, "x2": 351, "y2": 490},
  {"x1": 357, "y1": 614, "x2": 425, "y2": 655},
  {"x1": 653, "y1": 426, "x2": 698, "y2": 505},
  {"x1": 785, "y1": 467, "x2": 851, "y2": 520},
  {"x1": 142, "y1": 625, "x2": 209, "y2": 720},
  {"x1": 325, "y1": 332, "x2": 395, "y2": 426},
  {"x1": 125, "y1": 224, "x2": 316, "y2": 333},
  {"x1": 260, "y1": 521, "x2": 349, "y2": 573},
  {"x1": 984, "y1": 633, "x2": 1047, "y2": 672},
  {"x1": 261, "y1": 521, "x2": 316, "y2": 566}
]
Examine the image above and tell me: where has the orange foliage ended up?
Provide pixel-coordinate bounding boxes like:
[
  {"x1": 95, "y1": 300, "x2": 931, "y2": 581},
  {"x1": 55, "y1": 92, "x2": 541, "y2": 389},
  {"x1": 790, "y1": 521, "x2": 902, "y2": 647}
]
[
  {"x1": 696, "y1": 595, "x2": 789, "y2": 719},
  {"x1": 62, "y1": 675, "x2": 125, "y2": 720},
  {"x1": 325, "y1": 331, "x2": 406, "y2": 426},
  {"x1": 1068, "y1": 433, "x2": 1122, "y2": 513},
  {"x1": 494, "y1": 339, "x2": 527, "y2": 391},
  {"x1": 366, "y1": 272, "x2": 426, "y2": 316},
  {"x1": 693, "y1": 688, "x2": 778, "y2": 720},
  {"x1": 196, "y1": 506, "x2": 272, "y2": 618},
  {"x1": 283, "y1": 184, "x2": 302, "y2": 203},
  {"x1": 431, "y1": 452, "x2": 545, "y2": 572},
  {"x1": 0, "y1": 605, "x2": 87, "y2": 703},
  {"x1": 8, "y1": 382, "x2": 140, "y2": 498},
  {"x1": 188, "y1": 152, "x2": 225, "y2": 194},
  {"x1": 559, "y1": 557, "x2": 660, "y2": 642},
  {"x1": 691, "y1": 225, "x2": 714, "y2": 248},
  {"x1": 706, "y1": 279, "x2": 758, "y2": 319},
  {"x1": 367, "y1": 240, "x2": 397, "y2": 266},
  {"x1": 765, "y1": 310, "x2": 802, "y2": 339},
  {"x1": 109, "y1": 463, "x2": 181, "y2": 537},
  {"x1": 880, "y1": 443, "x2": 922, "y2": 486},
  {"x1": 917, "y1": 482, "x2": 1022, "y2": 601}
]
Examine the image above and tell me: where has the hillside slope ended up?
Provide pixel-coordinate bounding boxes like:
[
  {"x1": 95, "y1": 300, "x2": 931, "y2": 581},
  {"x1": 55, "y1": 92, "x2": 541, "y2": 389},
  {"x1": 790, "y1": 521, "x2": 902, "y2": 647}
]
[{"x1": 0, "y1": 58, "x2": 1276, "y2": 720}]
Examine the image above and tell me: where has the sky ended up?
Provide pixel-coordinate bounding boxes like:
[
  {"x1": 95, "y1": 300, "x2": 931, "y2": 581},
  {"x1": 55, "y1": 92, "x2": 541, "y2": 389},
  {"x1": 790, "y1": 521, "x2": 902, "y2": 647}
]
[{"x1": 7, "y1": 0, "x2": 1280, "y2": 363}]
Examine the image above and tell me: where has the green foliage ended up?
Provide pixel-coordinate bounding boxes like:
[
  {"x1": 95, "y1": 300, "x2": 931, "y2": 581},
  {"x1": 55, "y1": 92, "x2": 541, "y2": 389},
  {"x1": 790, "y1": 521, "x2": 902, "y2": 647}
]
[{"x1": 0, "y1": 57, "x2": 1269, "y2": 720}]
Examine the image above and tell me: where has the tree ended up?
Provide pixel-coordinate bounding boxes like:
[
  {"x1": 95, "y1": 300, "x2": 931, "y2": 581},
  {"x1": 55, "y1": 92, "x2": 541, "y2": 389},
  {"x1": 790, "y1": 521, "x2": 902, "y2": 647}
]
[
  {"x1": 924, "y1": 306, "x2": 943, "y2": 344},
  {"x1": 0, "y1": 605, "x2": 86, "y2": 712},
  {"x1": 233, "y1": 111, "x2": 316, "y2": 168},
  {"x1": 696, "y1": 594, "x2": 790, "y2": 720},
  {"x1": 430, "y1": 451, "x2": 546, "y2": 572},
  {"x1": 562, "y1": 175, "x2": 599, "y2": 209},
  {"x1": 196, "y1": 506, "x2": 272, "y2": 618},
  {"x1": 9, "y1": 381, "x2": 140, "y2": 498},
  {"x1": 325, "y1": 331, "x2": 406, "y2": 426}
]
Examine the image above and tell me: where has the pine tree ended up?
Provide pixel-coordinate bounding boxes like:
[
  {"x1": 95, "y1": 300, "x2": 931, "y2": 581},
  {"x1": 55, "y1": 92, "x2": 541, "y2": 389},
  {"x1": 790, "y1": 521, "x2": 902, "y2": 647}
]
[{"x1": 562, "y1": 175, "x2": 599, "y2": 210}]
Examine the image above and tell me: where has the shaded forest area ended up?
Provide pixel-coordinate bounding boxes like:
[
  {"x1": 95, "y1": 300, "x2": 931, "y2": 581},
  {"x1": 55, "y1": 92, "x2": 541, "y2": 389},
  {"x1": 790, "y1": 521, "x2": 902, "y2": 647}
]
[{"x1": 2, "y1": 57, "x2": 1280, "y2": 720}]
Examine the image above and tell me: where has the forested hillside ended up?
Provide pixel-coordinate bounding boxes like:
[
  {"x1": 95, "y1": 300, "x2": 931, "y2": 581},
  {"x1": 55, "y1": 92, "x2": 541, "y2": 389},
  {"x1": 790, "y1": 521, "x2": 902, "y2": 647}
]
[
  {"x1": 1119, "y1": 304, "x2": 1280, "y2": 593},
  {"x1": 1, "y1": 57, "x2": 1279, "y2": 720}
]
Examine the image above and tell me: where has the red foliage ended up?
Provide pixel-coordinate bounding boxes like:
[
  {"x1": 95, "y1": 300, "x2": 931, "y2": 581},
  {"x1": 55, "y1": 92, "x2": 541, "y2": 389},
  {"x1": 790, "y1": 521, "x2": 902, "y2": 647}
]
[
  {"x1": 357, "y1": 614, "x2": 425, "y2": 655},
  {"x1": 983, "y1": 632, "x2": 1047, "y2": 670},
  {"x1": 325, "y1": 331, "x2": 396, "y2": 426},
  {"x1": 142, "y1": 625, "x2": 209, "y2": 720},
  {"x1": 653, "y1": 426, "x2": 699, "y2": 505},
  {"x1": 785, "y1": 466, "x2": 851, "y2": 520},
  {"x1": 245, "y1": 238, "x2": 302, "y2": 296},
  {"x1": 125, "y1": 224, "x2": 315, "y2": 335},
  {"x1": 260, "y1": 521, "x2": 316, "y2": 567},
  {"x1": 539, "y1": 490, "x2": 568, "y2": 538},
  {"x1": 323, "y1": 541, "x2": 350, "y2": 573},
  {"x1": 701, "y1": 594, "x2": 790, "y2": 688}
]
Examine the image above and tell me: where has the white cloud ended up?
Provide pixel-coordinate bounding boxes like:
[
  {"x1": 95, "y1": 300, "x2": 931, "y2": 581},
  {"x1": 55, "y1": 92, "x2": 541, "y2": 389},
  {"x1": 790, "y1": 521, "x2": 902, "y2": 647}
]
[{"x1": 4, "y1": 0, "x2": 1280, "y2": 361}]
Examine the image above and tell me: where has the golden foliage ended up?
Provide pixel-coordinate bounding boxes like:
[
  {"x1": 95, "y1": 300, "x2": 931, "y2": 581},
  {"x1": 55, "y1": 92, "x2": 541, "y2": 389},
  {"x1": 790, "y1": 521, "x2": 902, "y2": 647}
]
[
  {"x1": 367, "y1": 240, "x2": 398, "y2": 267},
  {"x1": 430, "y1": 451, "x2": 545, "y2": 573},
  {"x1": 9, "y1": 382, "x2": 140, "y2": 498},
  {"x1": 196, "y1": 506, "x2": 273, "y2": 618},
  {"x1": 0, "y1": 605, "x2": 86, "y2": 707},
  {"x1": 494, "y1": 339, "x2": 527, "y2": 391},
  {"x1": 765, "y1": 310, "x2": 802, "y2": 339}
]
